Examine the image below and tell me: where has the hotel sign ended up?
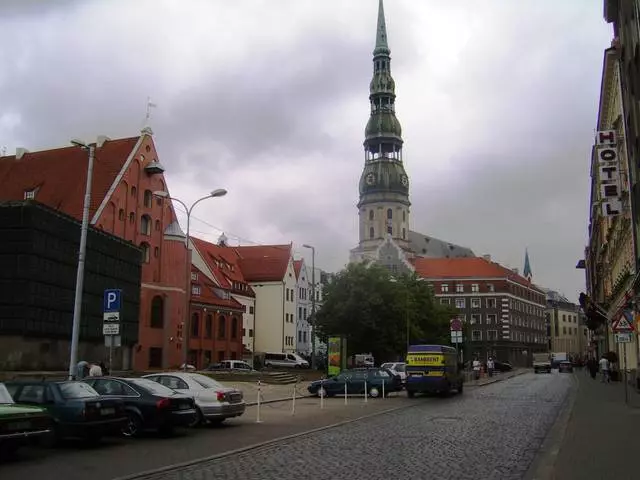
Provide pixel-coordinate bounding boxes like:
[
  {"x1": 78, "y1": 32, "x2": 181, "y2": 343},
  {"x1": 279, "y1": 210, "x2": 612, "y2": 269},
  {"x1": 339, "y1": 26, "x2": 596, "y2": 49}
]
[{"x1": 595, "y1": 130, "x2": 622, "y2": 217}]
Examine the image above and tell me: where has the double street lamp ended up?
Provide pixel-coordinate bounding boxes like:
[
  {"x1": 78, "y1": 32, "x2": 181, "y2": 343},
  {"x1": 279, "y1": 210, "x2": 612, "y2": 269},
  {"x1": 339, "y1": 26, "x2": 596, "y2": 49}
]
[
  {"x1": 302, "y1": 244, "x2": 316, "y2": 370},
  {"x1": 153, "y1": 189, "x2": 227, "y2": 371}
]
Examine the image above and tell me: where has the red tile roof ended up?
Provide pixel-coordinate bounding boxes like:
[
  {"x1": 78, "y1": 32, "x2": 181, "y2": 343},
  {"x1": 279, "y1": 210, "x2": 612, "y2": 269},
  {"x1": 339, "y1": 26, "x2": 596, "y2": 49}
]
[
  {"x1": 191, "y1": 266, "x2": 245, "y2": 312},
  {"x1": 233, "y1": 244, "x2": 292, "y2": 282},
  {"x1": 0, "y1": 137, "x2": 140, "y2": 221},
  {"x1": 191, "y1": 237, "x2": 255, "y2": 297},
  {"x1": 293, "y1": 259, "x2": 303, "y2": 279},
  {"x1": 412, "y1": 257, "x2": 541, "y2": 290}
]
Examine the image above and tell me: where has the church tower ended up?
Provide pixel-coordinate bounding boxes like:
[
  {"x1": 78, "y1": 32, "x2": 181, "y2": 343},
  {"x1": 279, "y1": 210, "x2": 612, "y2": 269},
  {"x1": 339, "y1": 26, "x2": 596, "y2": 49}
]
[{"x1": 357, "y1": 0, "x2": 410, "y2": 254}]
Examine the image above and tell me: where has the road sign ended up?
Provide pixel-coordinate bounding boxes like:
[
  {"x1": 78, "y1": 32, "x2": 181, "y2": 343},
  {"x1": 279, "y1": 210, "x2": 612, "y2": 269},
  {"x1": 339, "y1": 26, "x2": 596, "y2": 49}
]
[
  {"x1": 450, "y1": 318, "x2": 463, "y2": 332},
  {"x1": 105, "y1": 335, "x2": 122, "y2": 347},
  {"x1": 103, "y1": 312, "x2": 120, "y2": 322},
  {"x1": 615, "y1": 332, "x2": 632, "y2": 343},
  {"x1": 612, "y1": 310, "x2": 635, "y2": 333},
  {"x1": 451, "y1": 330, "x2": 463, "y2": 344},
  {"x1": 103, "y1": 323, "x2": 120, "y2": 335},
  {"x1": 103, "y1": 289, "x2": 122, "y2": 313}
]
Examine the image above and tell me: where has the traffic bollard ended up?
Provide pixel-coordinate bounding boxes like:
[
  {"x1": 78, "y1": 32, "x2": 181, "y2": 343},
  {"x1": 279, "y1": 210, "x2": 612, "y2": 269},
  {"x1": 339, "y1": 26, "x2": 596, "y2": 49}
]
[
  {"x1": 291, "y1": 379, "x2": 296, "y2": 416},
  {"x1": 320, "y1": 378, "x2": 324, "y2": 409},
  {"x1": 382, "y1": 380, "x2": 385, "y2": 399},
  {"x1": 364, "y1": 380, "x2": 368, "y2": 403},
  {"x1": 256, "y1": 380, "x2": 262, "y2": 423},
  {"x1": 344, "y1": 382, "x2": 348, "y2": 405}
]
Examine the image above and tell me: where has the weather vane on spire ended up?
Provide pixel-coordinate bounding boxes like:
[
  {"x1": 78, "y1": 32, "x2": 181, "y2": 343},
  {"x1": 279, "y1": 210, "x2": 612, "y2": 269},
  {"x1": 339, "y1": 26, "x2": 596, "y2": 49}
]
[{"x1": 144, "y1": 97, "x2": 157, "y2": 125}]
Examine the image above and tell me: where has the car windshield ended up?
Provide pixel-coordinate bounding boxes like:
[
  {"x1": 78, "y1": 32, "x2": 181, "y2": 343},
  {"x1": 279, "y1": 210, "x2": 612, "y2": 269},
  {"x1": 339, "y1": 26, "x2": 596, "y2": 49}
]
[
  {"x1": 381, "y1": 363, "x2": 393, "y2": 369},
  {"x1": 59, "y1": 382, "x2": 100, "y2": 399},
  {"x1": 128, "y1": 378, "x2": 177, "y2": 396},
  {"x1": 190, "y1": 373, "x2": 225, "y2": 389},
  {"x1": 396, "y1": 364, "x2": 406, "y2": 372},
  {"x1": 0, "y1": 383, "x2": 14, "y2": 404}
]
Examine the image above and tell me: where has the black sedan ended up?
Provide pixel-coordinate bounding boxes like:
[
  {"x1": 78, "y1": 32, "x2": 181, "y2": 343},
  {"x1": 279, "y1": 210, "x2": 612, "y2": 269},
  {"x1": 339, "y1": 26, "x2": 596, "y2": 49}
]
[
  {"x1": 83, "y1": 377, "x2": 197, "y2": 437},
  {"x1": 4, "y1": 380, "x2": 126, "y2": 442},
  {"x1": 559, "y1": 361, "x2": 574, "y2": 373},
  {"x1": 308, "y1": 368, "x2": 402, "y2": 398}
]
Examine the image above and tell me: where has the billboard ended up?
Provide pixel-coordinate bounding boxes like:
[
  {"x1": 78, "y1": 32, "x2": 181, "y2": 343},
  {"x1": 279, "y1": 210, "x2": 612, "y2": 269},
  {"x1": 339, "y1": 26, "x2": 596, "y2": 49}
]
[
  {"x1": 595, "y1": 130, "x2": 623, "y2": 217},
  {"x1": 327, "y1": 336, "x2": 347, "y2": 376}
]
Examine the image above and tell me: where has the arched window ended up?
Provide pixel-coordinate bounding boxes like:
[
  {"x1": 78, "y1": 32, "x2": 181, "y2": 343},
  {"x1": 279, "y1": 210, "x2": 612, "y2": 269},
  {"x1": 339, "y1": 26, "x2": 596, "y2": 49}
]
[
  {"x1": 143, "y1": 190, "x2": 153, "y2": 208},
  {"x1": 118, "y1": 208, "x2": 125, "y2": 221},
  {"x1": 218, "y1": 316, "x2": 226, "y2": 339},
  {"x1": 141, "y1": 214, "x2": 151, "y2": 235},
  {"x1": 402, "y1": 228, "x2": 406, "y2": 239},
  {"x1": 387, "y1": 208, "x2": 392, "y2": 219},
  {"x1": 205, "y1": 314, "x2": 213, "y2": 338},
  {"x1": 129, "y1": 212, "x2": 135, "y2": 224},
  {"x1": 190, "y1": 313, "x2": 200, "y2": 337},
  {"x1": 140, "y1": 242, "x2": 150, "y2": 263},
  {"x1": 155, "y1": 219, "x2": 161, "y2": 231},
  {"x1": 369, "y1": 210, "x2": 374, "y2": 221},
  {"x1": 387, "y1": 225, "x2": 392, "y2": 235},
  {"x1": 150, "y1": 296, "x2": 163, "y2": 328},
  {"x1": 131, "y1": 186, "x2": 137, "y2": 199},
  {"x1": 369, "y1": 227, "x2": 375, "y2": 239},
  {"x1": 231, "y1": 317, "x2": 238, "y2": 339}
]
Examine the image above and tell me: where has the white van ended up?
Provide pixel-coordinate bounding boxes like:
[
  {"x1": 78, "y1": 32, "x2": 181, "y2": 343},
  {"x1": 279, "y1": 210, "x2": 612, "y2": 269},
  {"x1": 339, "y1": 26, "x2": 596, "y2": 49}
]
[{"x1": 263, "y1": 352, "x2": 309, "y2": 369}]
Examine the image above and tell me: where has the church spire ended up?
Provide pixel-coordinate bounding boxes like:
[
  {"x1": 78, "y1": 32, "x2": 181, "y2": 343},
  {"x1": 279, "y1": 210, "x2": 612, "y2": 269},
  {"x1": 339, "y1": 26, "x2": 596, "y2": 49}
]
[
  {"x1": 523, "y1": 249, "x2": 532, "y2": 282},
  {"x1": 374, "y1": 0, "x2": 390, "y2": 56}
]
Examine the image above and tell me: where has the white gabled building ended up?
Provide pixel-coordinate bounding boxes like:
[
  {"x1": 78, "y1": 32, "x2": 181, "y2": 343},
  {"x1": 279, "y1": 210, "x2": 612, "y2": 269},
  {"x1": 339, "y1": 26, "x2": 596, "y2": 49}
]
[{"x1": 293, "y1": 259, "x2": 312, "y2": 355}]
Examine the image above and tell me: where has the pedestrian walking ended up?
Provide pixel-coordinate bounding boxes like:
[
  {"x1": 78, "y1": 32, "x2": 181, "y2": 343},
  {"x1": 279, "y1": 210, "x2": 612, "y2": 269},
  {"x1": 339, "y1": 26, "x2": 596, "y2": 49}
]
[
  {"x1": 599, "y1": 355, "x2": 610, "y2": 383},
  {"x1": 487, "y1": 357, "x2": 495, "y2": 377},
  {"x1": 587, "y1": 357, "x2": 598, "y2": 380},
  {"x1": 472, "y1": 358, "x2": 481, "y2": 380},
  {"x1": 89, "y1": 362, "x2": 103, "y2": 377},
  {"x1": 76, "y1": 360, "x2": 89, "y2": 380}
]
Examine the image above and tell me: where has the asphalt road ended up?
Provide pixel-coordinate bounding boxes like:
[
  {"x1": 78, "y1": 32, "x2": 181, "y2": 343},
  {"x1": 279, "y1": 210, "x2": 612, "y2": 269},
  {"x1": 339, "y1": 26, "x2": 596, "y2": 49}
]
[
  {"x1": 128, "y1": 373, "x2": 573, "y2": 480},
  {"x1": 0, "y1": 373, "x2": 571, "y2": 480}
]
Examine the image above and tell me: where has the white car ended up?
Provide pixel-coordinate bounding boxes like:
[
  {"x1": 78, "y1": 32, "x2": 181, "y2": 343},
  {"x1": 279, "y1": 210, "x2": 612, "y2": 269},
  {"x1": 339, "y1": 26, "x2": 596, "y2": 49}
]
[
  {"x1": 381, "y1": 362, "x2": 407, "y2": 384},
  {"x1": 143, "y1": 372, "x2": 245, "y2": 425}
]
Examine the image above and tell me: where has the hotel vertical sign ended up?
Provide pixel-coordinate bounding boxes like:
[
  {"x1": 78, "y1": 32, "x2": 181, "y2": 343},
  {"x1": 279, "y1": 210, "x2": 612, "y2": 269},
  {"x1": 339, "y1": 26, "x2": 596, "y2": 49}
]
[{"x1": 596, "y1": 130, "x2": 622, "y2": 217}]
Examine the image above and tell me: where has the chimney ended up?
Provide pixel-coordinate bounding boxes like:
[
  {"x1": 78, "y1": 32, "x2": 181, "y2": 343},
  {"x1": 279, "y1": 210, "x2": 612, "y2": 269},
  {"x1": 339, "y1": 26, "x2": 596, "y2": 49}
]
[
  {"x1": 16, "y1": 148, "x2": 29, "y2": 159},
  {"x1": 97, "y1": 135, "x2": 111, "y2": 147},
  {"x1": 482, "y1": 254, "x2": 491, "y2": 261}
]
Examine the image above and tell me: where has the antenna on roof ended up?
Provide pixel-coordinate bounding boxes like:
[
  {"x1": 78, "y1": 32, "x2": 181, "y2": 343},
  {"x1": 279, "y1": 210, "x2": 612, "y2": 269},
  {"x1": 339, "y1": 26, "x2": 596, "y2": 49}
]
[{"x1": 143, "y1": 96, "x2": 157, "y2": 127}]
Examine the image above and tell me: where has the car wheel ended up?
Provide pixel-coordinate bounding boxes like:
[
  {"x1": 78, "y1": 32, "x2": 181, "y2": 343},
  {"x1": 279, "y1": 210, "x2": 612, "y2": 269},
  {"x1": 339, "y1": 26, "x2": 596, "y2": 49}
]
[
  {"x1": 189, "y1": 408, "x2": 204, "y2": 428},
  {"x1": 317, "y1": 387, "x2": 328, "y2": 398},
  {"x1": 122, "y1": 411, "x2": 143, "y2": 438},
  {"x1": 407, "y1": 390, "x2": 415, "y2": 398},
  {"x1": 368, "y1": 387, "x2": 380, "y2": 398}
]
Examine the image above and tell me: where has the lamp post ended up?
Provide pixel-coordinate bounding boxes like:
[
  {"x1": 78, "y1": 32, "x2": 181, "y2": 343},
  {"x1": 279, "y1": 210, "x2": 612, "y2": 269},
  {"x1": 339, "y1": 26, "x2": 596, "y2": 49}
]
[
  {"x1": 302, "y1": 244, "x2": 316, "y2": 370},
  {"x1": 153, "y1": 189, "x2": 227, "y2": 371},
  {"x1": 67, "y1": 139, "x2": 96, "y2": 380}
]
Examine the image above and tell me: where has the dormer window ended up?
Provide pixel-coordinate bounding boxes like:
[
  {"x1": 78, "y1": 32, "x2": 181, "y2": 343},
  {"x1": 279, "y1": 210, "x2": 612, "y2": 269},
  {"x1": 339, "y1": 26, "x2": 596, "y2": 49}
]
[{"x1": 24, "y1": 189, "x2": 36, "y2": 200}]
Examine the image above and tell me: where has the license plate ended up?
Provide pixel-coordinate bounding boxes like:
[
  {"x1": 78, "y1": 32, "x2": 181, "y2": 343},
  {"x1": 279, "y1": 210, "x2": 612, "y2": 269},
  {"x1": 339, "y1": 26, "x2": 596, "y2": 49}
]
[
  {"x1": 101, "y1": 408, "x2": 115, "y2": 416},
  {"x1": 179, "y1": 404, "x2": 190, "y2": 410},
  {"x1": 7, "y1": 421, "x2": 31, "y2": 431},
  {"x1": 409, "y1": 372, "x2": 423, "y2": 377}
]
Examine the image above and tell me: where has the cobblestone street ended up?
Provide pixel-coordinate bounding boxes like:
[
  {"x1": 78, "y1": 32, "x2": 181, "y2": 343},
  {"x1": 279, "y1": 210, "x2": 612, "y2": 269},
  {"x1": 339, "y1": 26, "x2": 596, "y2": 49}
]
[{"x1": 133, "y1": 373, "x2": 572, "y2": 480}]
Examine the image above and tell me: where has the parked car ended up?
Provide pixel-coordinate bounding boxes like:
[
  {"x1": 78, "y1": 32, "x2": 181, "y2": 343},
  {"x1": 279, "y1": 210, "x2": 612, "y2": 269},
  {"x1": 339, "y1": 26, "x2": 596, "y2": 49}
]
[
  {"x1": 559, "y1": 362, "x2": 574, "y2": 373},
  {"x1": 206, "y1": 360, "x2": 256, "y2": 372},
  {"x1": 494, "y1": 361, "x2": 513, "y2": 372},
  {"x1": 82, "y1": 377, "x2": 197, "y2": 437},
  {"x1": 380, "y1": 362, "x2": 407, "y2": 385},
  {"x1": 4, "y1": 380, "x2": 126, "y2": 442},
  {"x1": 0, "y1": 383, "x2": 53, "y2": 456},
  {"x1": 143, "y1": 372, "x2": 245, "y2": 425},
  {"x1": 263, "y1": 352, "x2": 309, "y2": 369},
  {"x1": 308, "y1": 367, "x2": 402, "y2": 398}
]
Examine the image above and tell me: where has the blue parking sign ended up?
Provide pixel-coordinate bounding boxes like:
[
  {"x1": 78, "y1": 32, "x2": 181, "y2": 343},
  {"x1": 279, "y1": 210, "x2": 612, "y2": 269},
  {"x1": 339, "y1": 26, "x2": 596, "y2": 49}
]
[{"x1": 103, "y1": 289, "x2": 122, "y2": 312}]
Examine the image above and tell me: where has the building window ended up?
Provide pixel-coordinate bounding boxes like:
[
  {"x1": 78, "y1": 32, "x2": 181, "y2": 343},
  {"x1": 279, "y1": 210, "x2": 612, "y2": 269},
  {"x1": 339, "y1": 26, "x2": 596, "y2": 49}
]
[
  {"x1": 456, "y1": 284, "x2": 464, "y2": 293},
  {"x1": 218, "y1": 316, "x2": 226, "y2": 339},
  {"x1": 191, "y1": 272, "x2": 198, "y2": 281},
  {"x1": 487, "y1": 314, "x2": 497, "y2": 324},
  {"x1": 487, "y1": 298, "x2": 496, "y2": 308},
  {"x1": 402, "y1": 228, "x2": 406, "y2": 239},
  {"x1": 369, "y1": 227, "x2": 375, "y2": 239},
  {"x1": 487, "y1": 283, "x2": 495, "y2": 292},
  {"x1": 190, "y1": 313, "x2": 200, "y2": 337},
  {"x1": 470, "y1": 314, "x2": 481, "y2": 324},
  {"x1": 143, "y1": 190, "x2": 153, "y2": 207},
  {"x1": 286, "y1": 289, "x2": 289, "y2": 301},
  {"x1": 148, "y1": 347, "x2": 162, "y2": 368},
  {"x1": 119, "y1": 209, "x2": 125, "y2": 220},
  {"x1": 231, "y1": 317, "x2": 238, "y2": 339},
  {"x1": 303, "y1": 331, "x2": 307, "y2": 342},
  {"x1": 387, "y1": 208, "x2": 392, "y2": 219},
  {"x1": 369, "y1": 210, "x2": 374, "y2": 220},
  {"x1": 129, "y1": 212, "x2": 135, "y2": 224},
  {"x1": 471, "y1": 284, "x2": 479, "y2": 292},
  {"x1": 205, "y1": 314, "x2": 213, "y2": 339},
  {"x1": 155, "y1": 219, "x2": 161, "y2": 231},
  {"x1": 191, "y1": 285, "x2": 200, "y2": 295},
  {"x1": 441, "y1": 284, "x2": 449, "y2": 293},
  {"x1": 249, "y1": 306, "x2": 254, "y2": 314},
  {"x1": 487, "y1": 330, "x2": 498, "y2": 341},
  {"x1": 298, "y1": 331, "x2": 302, "y2": 342},
  {"x1": 141, "y1": 214, "x2": 151, "y2": 235},
  {"x1": 440, "y1": 298, "x2": 450, "y2": 305},
  {"x1": 140, "y1": 242, "x2": 150, "y2": 263},
  {"x1": 455, "y1": 298, "x2": 465, "y2": 309},
  {"x1": 387, "y1": 225, "x2": 392, "y2": 235},
  {"x1": 472, "y1": 330, "x2": 482, "y2": 341},
  {"x1": 154, "y1": 246, "x2": 159, "y2": 258},
  {"x1": 249, "y1": 329, "x2": 253, "y2": 337},
  {"x1": 471, "y1": 298, "x2": 481, "y2": 309},
  {"x1": 131, "y1": 186, "x2": 137, "y2": 199},
  {"x1": 150, "y1": 295, "x2": 163, "y2": 328}
]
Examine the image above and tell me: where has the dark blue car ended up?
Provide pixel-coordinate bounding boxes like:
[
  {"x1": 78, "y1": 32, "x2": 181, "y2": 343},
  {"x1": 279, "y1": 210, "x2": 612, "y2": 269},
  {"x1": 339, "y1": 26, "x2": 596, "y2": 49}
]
[
  {"x1": 4, "y1": 380, "x2": 127, "y2": 442},
  {"x1": 308, "y1": 368, "x2": 402, "y2": 398}
]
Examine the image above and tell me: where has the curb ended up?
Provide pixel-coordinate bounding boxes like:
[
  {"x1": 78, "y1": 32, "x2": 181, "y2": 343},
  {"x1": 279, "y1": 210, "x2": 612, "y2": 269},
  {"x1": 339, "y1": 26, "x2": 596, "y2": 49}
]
[
  {"x1": 523, "y1": 374, "x2": 578, "y2": 480},
  {"x1": 245, "y1": 394, "x2": 313, "y2": 407},
  {"x1": 465, "y1": 369, "x2": 528, "y2": 387},
  {"x1": 112, "y1": 402, "x2": 421, "y2": 480}
]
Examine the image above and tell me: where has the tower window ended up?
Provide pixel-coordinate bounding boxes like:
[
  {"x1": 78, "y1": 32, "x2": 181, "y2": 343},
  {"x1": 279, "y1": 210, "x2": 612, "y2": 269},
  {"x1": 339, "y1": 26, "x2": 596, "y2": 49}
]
[
  {"x1": 403, "y1": 228, "x2": 406, "y2": 239},
  {"x1": 369, "y1": 227, "x2": 375, "y2": 239},
  {"x1": 387, "y1": 208, "x2": 392, "y2": 220},
  {"x1": 369, "y1": 210, "x2": 374, "y2": 221},
  {"x1": 387, "y1": 226, "x2": 392, "y2": 235}
]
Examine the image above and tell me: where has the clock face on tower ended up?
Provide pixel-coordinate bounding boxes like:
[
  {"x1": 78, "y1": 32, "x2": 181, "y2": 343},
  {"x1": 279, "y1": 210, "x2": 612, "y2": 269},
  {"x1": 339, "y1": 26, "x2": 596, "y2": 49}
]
[
  {"x1": 401, "y1": 175, "x2": 408, "y2": 187},
  {"x1": 365, "y1": 173, "x2": 376, "y2": 185}
]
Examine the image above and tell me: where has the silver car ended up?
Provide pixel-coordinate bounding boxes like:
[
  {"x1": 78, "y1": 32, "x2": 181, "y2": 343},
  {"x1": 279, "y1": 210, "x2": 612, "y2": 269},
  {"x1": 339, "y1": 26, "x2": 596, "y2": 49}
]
[
  {"x1": 380, "y1": 362, "x2": 407, "y2": 384},
  {"x1": 143, "y1": 372, "x2": 245, "y2": 425}
]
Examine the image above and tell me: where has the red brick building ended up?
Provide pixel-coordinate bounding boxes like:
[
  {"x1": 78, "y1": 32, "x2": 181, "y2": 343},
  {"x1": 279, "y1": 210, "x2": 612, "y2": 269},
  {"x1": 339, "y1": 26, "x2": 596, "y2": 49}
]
[
  {"x1": 0, "y1": 129, "x2": 242, "y2": 370},
  {"x1": 412, "y1": 255, "x2": 547, "y2": 366}
]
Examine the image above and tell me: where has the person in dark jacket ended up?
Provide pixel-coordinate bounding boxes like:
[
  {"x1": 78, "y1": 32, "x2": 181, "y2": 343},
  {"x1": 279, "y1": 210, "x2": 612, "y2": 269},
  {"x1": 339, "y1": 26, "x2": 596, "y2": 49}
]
[{"x1": 587, "y1": 357, "x2": 598, "y2": 379}]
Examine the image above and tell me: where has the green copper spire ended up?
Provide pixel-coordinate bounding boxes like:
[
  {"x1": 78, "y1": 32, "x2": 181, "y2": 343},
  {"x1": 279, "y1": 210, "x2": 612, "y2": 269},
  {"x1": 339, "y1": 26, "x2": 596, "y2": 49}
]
[
  {"x1": 523, "y1": 249, "x2": 532, "y2": 281},
  {"x1": 374, "y1": 0, "x2": 390, "y2": 56}
]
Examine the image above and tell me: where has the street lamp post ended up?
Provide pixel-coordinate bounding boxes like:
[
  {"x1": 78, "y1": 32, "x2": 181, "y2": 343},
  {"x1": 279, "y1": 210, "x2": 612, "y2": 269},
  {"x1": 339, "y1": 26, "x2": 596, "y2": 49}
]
[
  {"x1": 153, "y1": 189, "x2": 227, "y2": 371},
  {"x1": 302, "y1": 244, "x2": 316, "y2": 370},
  {"x1": 67, "y1": 139, "x2": 96, "y2": 380}
]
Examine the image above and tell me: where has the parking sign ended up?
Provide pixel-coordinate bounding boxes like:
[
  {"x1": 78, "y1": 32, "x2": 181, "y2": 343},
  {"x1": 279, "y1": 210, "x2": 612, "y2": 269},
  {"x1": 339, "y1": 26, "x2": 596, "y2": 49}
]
[{"x1": 103, "y1": 289, "x2": 122, "y2": 313}]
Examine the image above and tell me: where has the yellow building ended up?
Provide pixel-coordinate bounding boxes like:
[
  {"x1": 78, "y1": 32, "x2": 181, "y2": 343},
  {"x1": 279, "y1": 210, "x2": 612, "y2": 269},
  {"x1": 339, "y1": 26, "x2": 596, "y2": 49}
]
[{"x1": 545, "y1": 291, "x2": 588, "y2": 356}]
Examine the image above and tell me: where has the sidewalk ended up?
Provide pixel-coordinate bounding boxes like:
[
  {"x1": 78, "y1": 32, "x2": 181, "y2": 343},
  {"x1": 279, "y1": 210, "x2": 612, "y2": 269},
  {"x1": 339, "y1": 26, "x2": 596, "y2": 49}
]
[
  {"x1": 546, "y1": 371, "x2": 640, "y2": 480},
  {"x1": 464, "y1": 368, "x2": 527, "y2": 386}
]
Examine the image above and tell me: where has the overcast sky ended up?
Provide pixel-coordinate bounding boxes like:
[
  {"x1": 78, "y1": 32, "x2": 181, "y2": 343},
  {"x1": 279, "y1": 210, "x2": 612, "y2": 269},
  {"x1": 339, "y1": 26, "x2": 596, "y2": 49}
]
[{"x1": 0, "y1": 0, "x2": 611, "y2": 300}]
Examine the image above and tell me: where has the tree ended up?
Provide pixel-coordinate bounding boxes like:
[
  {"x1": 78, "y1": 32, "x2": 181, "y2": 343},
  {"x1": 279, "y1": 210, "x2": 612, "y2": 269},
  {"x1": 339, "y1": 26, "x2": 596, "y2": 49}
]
[{"x1": 315, "y1": 262, "x2": 456, "y2": 362}]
